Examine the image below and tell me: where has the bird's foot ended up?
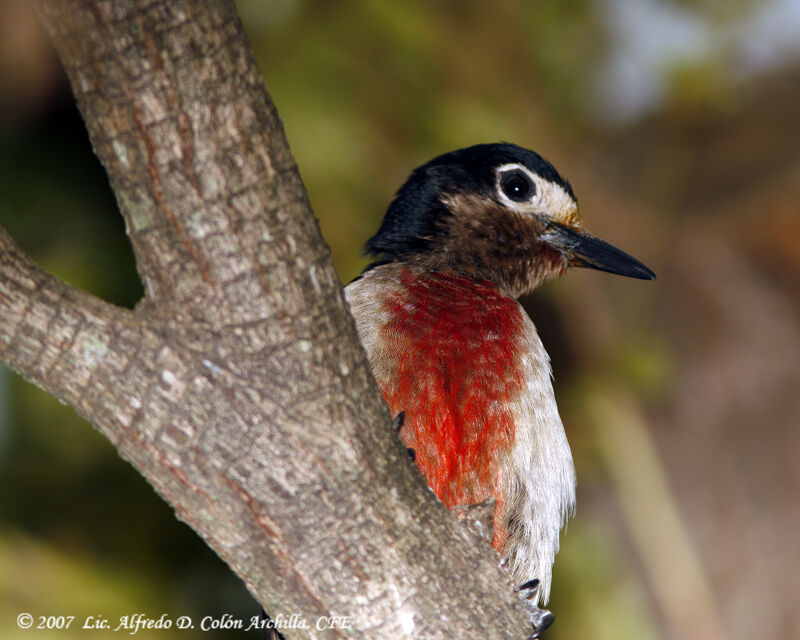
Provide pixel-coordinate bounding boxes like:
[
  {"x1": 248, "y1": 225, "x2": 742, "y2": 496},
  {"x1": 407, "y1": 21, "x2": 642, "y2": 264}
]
[
  {"x1": 392, "y1": 411, "x2": 416, "y2": 461},
  {"x1": 515, "y1": 579, "x2": 554, "y2": 639}
]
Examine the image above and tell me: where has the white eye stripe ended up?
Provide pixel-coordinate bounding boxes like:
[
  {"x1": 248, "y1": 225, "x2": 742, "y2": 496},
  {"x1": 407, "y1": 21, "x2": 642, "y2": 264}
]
[
  {"x1": 495, "y1": 163, "x2": 543, "y2": 209},
  {"x1": 494, "y1": 162, "x2": 579, "y2": 225}
]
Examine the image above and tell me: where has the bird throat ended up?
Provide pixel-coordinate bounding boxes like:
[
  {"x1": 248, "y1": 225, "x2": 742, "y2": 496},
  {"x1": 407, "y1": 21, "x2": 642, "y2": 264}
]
[{"x1": 381, "y1": 269, "x2": 526, "y2": 512}]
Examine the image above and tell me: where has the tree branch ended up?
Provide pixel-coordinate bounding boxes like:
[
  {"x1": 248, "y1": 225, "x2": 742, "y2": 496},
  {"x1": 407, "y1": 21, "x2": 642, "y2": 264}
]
[
  {"x1": 0, "y1": 0, "x2": 531, "y2": 637},
  {"x1": 37, "y1": 0, "x2": 321, "y2": 326},
  {"x1": 0, "y1": 225, "x2": 135, "y2": 414}
]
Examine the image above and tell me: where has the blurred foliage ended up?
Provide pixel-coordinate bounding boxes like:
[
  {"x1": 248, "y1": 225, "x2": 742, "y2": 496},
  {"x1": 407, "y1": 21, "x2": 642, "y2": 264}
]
[
  {"x1": 2, "y1": 0, "x2": 799, "y2": 639},
  {"x1": 0, "y1": 102, "x2": 141, "y2": 307},
  {"x1": 552, "y1": 522, "x2": 660, "y2": 640}
]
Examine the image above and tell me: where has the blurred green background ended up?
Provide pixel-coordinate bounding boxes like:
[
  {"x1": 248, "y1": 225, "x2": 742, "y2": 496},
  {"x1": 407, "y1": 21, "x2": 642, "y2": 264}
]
[{"x1": 1, "y1": 1, "x2": 799, "y2": 639}]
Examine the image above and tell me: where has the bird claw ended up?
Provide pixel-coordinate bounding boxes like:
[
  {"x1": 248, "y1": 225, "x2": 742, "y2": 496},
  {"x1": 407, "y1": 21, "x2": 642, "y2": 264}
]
[
  {"x1": 515, "y1": 578, "x2": 540, "y2": 594},
  {"x1": 392, "y1": 411, "x2": 405, "y2": 431},
  {"x1": 524, "y1": 608, "x2": 554, "y2": 640},
  {"x1": 516, "y1": 579, "x2": 555, "y2": 639},
  {"x1": 392, "y1": 412, "x2": 416, "y2": 460}
]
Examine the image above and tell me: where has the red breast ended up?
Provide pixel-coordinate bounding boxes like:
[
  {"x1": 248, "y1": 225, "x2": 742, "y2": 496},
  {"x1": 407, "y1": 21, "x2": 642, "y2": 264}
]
[{"x1": 379, "y1": 268, "x2": 526, "y2": 510}]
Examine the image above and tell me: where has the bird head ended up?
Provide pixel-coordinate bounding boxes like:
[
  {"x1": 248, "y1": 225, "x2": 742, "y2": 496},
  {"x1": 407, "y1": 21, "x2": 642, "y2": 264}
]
[{"x1": 365, "y1": 143, "x2": 655, "y2": 296}]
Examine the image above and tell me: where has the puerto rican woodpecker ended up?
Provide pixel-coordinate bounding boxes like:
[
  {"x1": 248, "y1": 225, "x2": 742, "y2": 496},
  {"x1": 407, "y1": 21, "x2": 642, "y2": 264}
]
[{"x1": 344, "y1": 143, "x2": 655, "y2": 637}]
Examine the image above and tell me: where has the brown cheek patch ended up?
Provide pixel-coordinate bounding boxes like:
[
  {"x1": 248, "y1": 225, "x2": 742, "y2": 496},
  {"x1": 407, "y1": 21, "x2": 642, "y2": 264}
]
[{"x1": 442, "y1": 196, "x2": 545, "y2": 267}]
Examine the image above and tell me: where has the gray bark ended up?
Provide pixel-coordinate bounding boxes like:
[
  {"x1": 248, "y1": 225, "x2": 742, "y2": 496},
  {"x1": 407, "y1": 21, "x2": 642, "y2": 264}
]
[{"x1": 0, "y1": 1, "x2": 528, "y2": 638}]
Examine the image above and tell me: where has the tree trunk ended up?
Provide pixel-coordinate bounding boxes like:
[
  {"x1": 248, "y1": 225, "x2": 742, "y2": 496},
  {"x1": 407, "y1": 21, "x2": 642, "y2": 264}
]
[{"x1": 0, "y1": 1, "x2": 528, "y2": 637}]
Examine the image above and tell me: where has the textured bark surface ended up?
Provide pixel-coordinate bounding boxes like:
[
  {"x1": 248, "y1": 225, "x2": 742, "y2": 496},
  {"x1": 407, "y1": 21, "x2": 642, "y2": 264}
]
[{"x1": 0, "y1": 1, "x2": 528, "y2": 638}]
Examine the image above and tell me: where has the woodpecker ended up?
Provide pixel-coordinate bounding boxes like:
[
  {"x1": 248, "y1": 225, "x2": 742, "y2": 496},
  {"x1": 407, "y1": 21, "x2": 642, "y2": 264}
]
[{"x1": 345, "y1": 143, "x2": 654, "y2": 637}]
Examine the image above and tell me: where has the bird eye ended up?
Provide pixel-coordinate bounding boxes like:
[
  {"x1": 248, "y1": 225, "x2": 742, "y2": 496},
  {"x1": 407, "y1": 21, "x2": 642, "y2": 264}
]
[{"x1": 499, "y1": 169, "x2": 535, "y2": 203}]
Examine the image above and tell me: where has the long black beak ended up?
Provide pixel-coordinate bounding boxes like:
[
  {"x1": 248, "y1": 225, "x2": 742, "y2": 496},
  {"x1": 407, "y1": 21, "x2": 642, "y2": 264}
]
[{"x1": 542, "y1": 222, "x2": 656, "y2": 280}]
